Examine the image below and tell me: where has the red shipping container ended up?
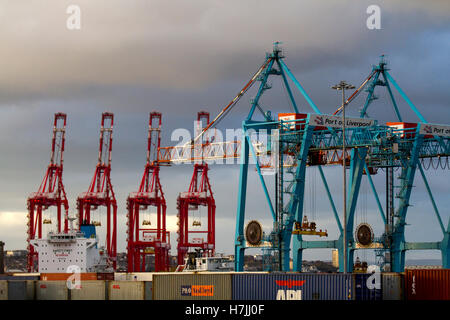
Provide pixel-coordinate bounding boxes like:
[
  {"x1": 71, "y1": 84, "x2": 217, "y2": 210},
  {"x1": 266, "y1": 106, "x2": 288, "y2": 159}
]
[
  {"x1": 40, "y1": 273, "x2": 98, "y2": 281},
  {"x1": 97, "y1": 273, "x2": 115, "y2": 280},
  {"x1": 386, "y1": 122, "x2": 433, "y2": 139},
  {"x1": 405, "y1": 269, "x2": 450, "y2": 300}
]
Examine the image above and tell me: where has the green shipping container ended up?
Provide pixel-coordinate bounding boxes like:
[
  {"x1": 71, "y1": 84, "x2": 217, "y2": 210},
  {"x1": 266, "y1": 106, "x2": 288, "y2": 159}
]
[{"x1": 153, "y1": 273, "x2": 232, "y2": 300}]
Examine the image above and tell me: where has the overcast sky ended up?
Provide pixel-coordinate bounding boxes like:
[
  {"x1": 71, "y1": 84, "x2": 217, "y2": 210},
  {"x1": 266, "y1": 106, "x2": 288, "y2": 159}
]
[{"x1": 0, "y1": 1, "x2": 449, "y2": 263}]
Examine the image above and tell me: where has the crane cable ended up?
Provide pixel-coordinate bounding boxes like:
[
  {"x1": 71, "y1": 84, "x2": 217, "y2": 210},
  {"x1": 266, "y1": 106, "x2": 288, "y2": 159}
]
[
  {"x1": 333, "y1": 70, "x2": 377, "y2": 116},
  {"x1": 188, "y1": 57, "x2": 273, "y2": 146}
]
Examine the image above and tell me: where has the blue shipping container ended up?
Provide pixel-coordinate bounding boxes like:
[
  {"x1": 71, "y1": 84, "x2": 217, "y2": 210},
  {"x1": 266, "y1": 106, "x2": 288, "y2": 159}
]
[
  {"x1": 232, "y1": 273, "x2": 353, "y2": 300},
  {"x1": 0, "y1": 275, "x2": 39, "y2": 281},
  {"x1": 353, "y1": 273, "x2": 382, "y2": 301},
  {"x1": 8, "y1": 281, "x2": 35, "y2": 300}
]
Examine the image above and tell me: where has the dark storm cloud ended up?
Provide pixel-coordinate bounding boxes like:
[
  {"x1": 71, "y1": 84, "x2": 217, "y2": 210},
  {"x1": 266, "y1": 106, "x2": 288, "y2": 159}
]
[{"x1": 0, "y1": 0, "x2": 449, "y2": 102}]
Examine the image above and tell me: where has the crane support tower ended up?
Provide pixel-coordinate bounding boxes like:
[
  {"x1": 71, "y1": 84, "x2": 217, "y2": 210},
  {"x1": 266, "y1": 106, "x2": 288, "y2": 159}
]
[
  {"x1": 127, "y1": 112, "x2": 170, "y2": 272},
  {"x1": 155, "y1": 44, "x2": 449, "y2": 272},
  {"x1": 76, "y1": 112, "x2": 118, "y2": 270},
  {"x1": 176, "y1": 112, "x2": 216, "y2": 265},
  {"x1": 350, "y1": 55, "x2": 450, "y2": 272},
  {"x1": 27, "y1": 113, "x2": 69, "y2": 272},
  {"x1": 218, "y1": 43, "x2": 448, "y2": 272}
]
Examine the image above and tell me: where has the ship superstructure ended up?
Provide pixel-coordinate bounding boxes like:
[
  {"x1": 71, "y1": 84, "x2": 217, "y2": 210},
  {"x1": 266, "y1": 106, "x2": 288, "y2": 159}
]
[{"x1": 30, "y1": 218, "x2": 112, "y2": 273}]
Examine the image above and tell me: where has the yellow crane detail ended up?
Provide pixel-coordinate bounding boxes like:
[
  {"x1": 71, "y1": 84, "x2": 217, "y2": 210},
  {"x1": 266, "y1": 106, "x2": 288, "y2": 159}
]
[{"x1": 292, "y1": 216, "x2": 328, "y2": 237}]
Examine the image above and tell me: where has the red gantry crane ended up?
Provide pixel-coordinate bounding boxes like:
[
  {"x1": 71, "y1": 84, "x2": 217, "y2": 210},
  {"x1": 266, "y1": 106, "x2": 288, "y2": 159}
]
[
  {"x1": 76, "y1": 112, "x2": 117, "y2": 269},
  {"x1": 27, "y1": 113, "x2": 69, "y2": 272},
  {"x1": 127, "y1": 112, "x2": 170, "y2": 272},
  {"x1": 176, "y1": 112, "x2": 216, "y2": 265}
]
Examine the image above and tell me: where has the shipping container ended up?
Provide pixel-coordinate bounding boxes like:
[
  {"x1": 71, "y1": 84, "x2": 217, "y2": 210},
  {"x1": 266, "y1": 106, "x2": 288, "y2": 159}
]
[
  {"x1": 0, "y1": 281, "x2": 7, "y2": 300},
  {"x1": 405, "y1": 269, "x2": 450, "y2": 300},
  {"x1": 36, "y1": 281, "x2": 68, "y2": 300},
  {"x1": 279, "y1": 113, "x2": 307, "y2": 131},
  {"x1": 123, "y1": 272, "x2": 155, "y2": 281},
  {"x1": 40, "y1": 273, "x2": 98, "y2": 281},
  {"x1": 97, "y1": 273, "x2": 114, "y2": 281},
  {"x1": 153, "y1": 273, "x2": 232, "y2": 300},
  {"x1": 386, "y1": 122, "x2": 433, "y2": 139},
  {"x1": 7, "y1": 280, "x2": 35, "y2": 300},
  {"x1": 108, "y1": 281, "x2": 145, "y2": 300},
  {"x1": 70, "y1": 280, "x2": 106, "y2": 300},
  {"x1": 114, "y1": 272, "x2": 128, "y2": 281},
  {"x1": 144, "y1": 281, "x2": 153, "y2": 300},
  {"x1": 353, "y1": 273, "x2": 382, "y2": 301},
  {"x1": 232, "y1": 273, "x2": 353, "y2": 300},
  {"x1": 382, "y1": 273, "x2": 403, "y2": 300},
  {"x1": 114, "y1": 272, "x2": 194, "y2": 282}
]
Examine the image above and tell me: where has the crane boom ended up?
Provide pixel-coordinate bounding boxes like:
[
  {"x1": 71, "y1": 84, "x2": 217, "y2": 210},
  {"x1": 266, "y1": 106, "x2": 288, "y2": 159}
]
[
  {"x1": 77, "y1": 112, "x2": 118, "y2": 269},
  {"x1": 190, "y1": 58, "x2": 273, "y2": 145},
  {"x1": 333, "y1": 70, "x2": 376, "y2": 116},
  {"x1": 27, "y1": 113, "x2": 70, "y2": 272}
]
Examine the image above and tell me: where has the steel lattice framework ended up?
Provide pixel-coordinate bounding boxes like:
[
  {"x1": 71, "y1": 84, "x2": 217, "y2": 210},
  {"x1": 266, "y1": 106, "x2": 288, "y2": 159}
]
[
  {"x1": 176, "y1": 112, "x2": 216, "y2": 265},
  {"x1": 127, "y1": 112, "x2": 170, "y2": 272},
  {"x1": 156, "y1": 43, "x2": 449, "y2": 272},
  {"x1": 233, "y1": 45, "x2": 450, "y2": 272},
  {"x1": 76, "y1": 112, "x2": 118, "y2": 270},
  {"x1": 27, "y1": 113, "x2": 69, "y2": 272}
]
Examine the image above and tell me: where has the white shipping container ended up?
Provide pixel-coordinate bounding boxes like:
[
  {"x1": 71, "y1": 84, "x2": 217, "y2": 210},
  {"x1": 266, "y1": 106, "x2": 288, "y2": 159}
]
[
  {"x1": 108, "y1": 281, "x2": 144, "y2": 300},
  {"x1": 115, "y1": 272, "x2": 195, "y2": 282},
  {"x1": 70, "y1": 280, "x2": 106, "y2": 300},
  {"x1": 114, "y1": 273, "x2": 128, "y2": 281},
  {"x1": 37, "y1": 281, "x2": 68, "y2": 300}
]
